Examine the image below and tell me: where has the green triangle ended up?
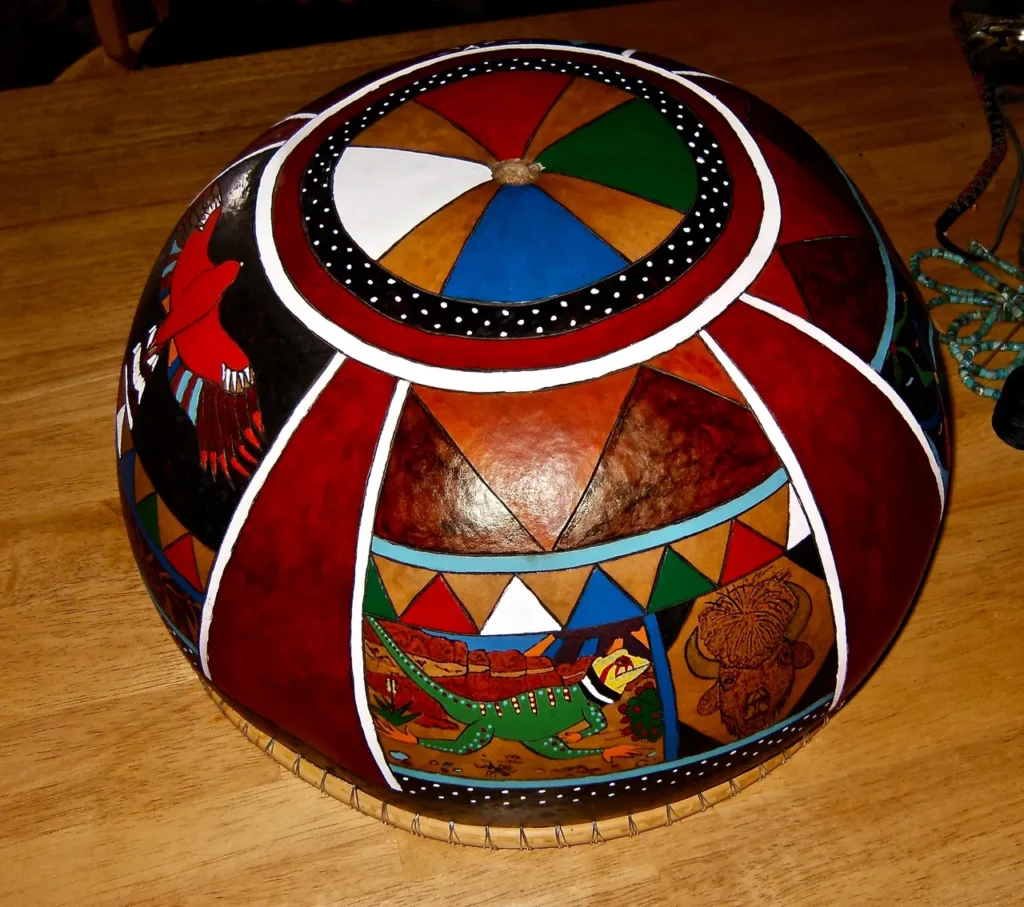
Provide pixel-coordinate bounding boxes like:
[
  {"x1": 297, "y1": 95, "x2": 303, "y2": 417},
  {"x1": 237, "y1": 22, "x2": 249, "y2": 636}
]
[
  {"x1": 364, "y1": 560, "x2": 398, "y2": 620},
  {"x1": 136, "y1": 493, "x2": 161, "y2": 547},
  {"x1": 648, "y1": 548, "x2": 715, "y2": 612},
  {"x1": 536, "y1": 99, "x2": 697, "y2": 213}
]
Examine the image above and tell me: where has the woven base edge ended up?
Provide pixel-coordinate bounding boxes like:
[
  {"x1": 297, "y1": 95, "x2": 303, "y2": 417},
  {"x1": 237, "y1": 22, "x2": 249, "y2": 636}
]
[{"x1": 202, "y1": 679, "x2": 823, "y2": 849}]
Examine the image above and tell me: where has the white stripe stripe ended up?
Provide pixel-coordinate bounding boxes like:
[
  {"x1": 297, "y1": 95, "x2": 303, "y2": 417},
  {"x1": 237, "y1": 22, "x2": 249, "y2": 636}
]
[
  {"x1": 254, "y1": 43, "x2": 780, "y2": 394},
  {"x1": 701, "y1": 331, "x2": 849, "y2": 709},
  {"x1": 741, "y1": 293, "x2": 946, "y2": 508},
  {"x1": 673, "y1": 70, "x2": 725, "y2": 80},
  {"x1": 198, "y1": 353, "x2": 345, "y2": 677},
  {"x1": 350, "y1": 379, "x2": 409, "y2": 792},
  {"x1": 123, "y1": 364, "x2": 134, "y2": 429},
  {"x1": 581, "y1": 675, "x2": 614, "y2": 705}
]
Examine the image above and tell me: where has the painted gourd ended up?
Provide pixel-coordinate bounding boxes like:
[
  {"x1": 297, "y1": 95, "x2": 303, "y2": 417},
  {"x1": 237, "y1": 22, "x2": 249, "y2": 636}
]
[{"x1": 115, "y1": 40, "x2": 950, "y2": 831}]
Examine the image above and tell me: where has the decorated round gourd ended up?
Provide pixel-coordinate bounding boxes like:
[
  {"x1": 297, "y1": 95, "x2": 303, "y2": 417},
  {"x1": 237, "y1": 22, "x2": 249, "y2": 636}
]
[{"x1": 116, "y1": 40, "x2": 950, "y2": 838}]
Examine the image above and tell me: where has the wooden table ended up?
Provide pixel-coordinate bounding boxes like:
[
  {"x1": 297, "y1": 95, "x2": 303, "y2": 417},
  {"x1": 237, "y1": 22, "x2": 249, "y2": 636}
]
[{"x1": 2, "y1": 1, "x2": 1022, "y2": 902}]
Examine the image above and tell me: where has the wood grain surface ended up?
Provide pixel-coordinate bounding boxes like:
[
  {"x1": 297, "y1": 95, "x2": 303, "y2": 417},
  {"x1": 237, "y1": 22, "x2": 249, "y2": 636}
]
[{"x1": 2, "y1": 1, "x2": 1023, "y2": 903}]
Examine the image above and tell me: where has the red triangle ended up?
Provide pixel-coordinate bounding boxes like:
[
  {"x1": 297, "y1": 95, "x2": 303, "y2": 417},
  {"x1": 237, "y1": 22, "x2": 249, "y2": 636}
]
[
  {"x1": 163, "y1": 533, "x2": 203, "y2": 590},
  {"x1": 747, "y1": 250, "x2": 809, "y2": 318},
  {"x1": 400, "y1": 575, "x2": 478, "y2": 635},
  {"x1": 719, "y1": 522, "x2": 785, "y2": 585},
  {"x1": 417, "y1": 70, "x2": 572, "y2": 161},
  {"x1": 757, "y1": 138, "x2": 870, "y2": 245}
]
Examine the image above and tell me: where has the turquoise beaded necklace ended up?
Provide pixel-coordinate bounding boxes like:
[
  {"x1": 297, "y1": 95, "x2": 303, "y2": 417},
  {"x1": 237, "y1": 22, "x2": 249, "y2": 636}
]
[{"x1": 911, "y1": 242, "x2": 1024, "y2": 400}]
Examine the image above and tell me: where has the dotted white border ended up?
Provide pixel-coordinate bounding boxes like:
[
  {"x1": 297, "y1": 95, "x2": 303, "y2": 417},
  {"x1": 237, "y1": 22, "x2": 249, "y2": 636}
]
[{"x1": 254, "y1": 44, "x2": 781, "y2": 393}]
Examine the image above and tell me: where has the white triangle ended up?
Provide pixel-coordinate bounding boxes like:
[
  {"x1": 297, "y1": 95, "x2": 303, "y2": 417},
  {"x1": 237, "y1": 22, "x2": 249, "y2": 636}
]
[
  {"x1": 333, "y1": 146, "x2": 492, "y2": 259},
  {"x1": 480, "y1": 577, "x2": 561, "y2": 636},
  {"x1": 787, "y1": 485, "x2": 812, "y2": 548}
]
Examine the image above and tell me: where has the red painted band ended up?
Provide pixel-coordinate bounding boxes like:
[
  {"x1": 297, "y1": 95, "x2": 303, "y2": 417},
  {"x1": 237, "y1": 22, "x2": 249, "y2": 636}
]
[
  {"x1": 707, "y1": 302, "x2": 943, "y2": 698},
  {"x1": 206, "y1": 358, "x2": 397, "y2": 785},
  {"x1": 270, "y1": 50, "x2": 765, "y2": 372}
]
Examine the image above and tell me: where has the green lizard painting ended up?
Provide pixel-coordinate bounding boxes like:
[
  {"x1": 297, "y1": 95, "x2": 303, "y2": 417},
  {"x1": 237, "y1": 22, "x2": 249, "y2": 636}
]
[{"x1": 367, "y1": 616, "x2": 650, "y2": 764}]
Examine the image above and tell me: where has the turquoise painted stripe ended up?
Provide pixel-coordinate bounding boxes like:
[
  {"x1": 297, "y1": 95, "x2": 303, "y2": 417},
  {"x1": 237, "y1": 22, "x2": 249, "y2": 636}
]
[
  {"x1": 173, "y1": 369, "x2": 194, "y2": 403},
  {"x1": 186, "y1": 379, "x2": 203, "y2": 424},
  {"x1": 835, "y1": 166, "x2": 895, "y2": 372},
  {"x1": 394, "y1": 694, "x2": 831, "y2": 790},
  {"x1": 371, "y1": 468, "x2": 788, "y2": 574}
]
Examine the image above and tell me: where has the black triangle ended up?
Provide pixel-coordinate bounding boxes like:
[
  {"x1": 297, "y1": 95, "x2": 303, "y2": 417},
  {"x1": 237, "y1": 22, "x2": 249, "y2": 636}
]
[
  {"x1": 676, "y1": 720, "x2": 726, "y2": 759},
  {"x1": 787, "y1": 536, "x2": 825, "y2": 580},
  {"x1": 793, "y1": 642, "x2": 838, "y2": 712},
  {"x1": 654, "y1": 596, "x2": 698, "y2": 650}
]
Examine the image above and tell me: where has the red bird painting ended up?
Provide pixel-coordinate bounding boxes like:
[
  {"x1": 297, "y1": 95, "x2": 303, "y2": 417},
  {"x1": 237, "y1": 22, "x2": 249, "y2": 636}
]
[{"x1": 135, "y1": 199, "x2": 264, "y2": 482}]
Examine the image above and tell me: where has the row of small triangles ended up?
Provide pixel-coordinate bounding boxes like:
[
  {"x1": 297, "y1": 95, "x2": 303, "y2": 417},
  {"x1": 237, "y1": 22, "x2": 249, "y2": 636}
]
[
  {"x1": 133, "y1": 463, "x2": 214, "y2": 593},
  {"x1": 669, "y1": 522, "x2": 731, "y2": 585},
  {"x1": 370, "y1": 485, "x2": 816, "y2": 635},
  {"x1": 371, "y1": 556, "x2": 563, "y2": 636},
  {"x1": 136, "y1": 496, "x2": 215, "y2": 592},
  {"x1": 732, "y1": 480, "x2": 811, "y2": 551}
]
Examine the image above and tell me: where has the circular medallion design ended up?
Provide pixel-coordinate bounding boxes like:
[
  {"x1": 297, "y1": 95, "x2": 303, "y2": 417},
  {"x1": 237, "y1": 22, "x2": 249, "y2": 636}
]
[
  {"x1": 298, "y1": 57, "x2": 732, "y2": 339},
  {"x1": 258, "y1": 44, "x2": 780, "y2": 390}
]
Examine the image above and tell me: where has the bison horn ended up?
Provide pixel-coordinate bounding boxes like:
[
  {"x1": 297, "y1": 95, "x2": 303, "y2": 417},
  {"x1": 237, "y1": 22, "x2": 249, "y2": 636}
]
[
  {"x1": 684, "y1": 629, "x2": 720, "y2": 679},
  {"x1": 785, "y1": 582, "x2": 812, "y2": 640}
]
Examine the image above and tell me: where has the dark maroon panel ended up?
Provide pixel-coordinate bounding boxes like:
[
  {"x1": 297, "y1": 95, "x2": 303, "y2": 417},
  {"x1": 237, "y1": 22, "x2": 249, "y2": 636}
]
[
  {"x1": 707, "y1": 303, "x2": 942, "y2": 698},
  {"x1": 206, "y1": 357, "x2": 397, "y2": 786},
  {"x1": 746, "y1": 92, "x2": 862, "y2": 212},
  {"x1": 780, "y1": 236, "x2": 889, "y2": 362},
  {"x1": 758, "y1": 139, "x2": 870, "y2": 245}
]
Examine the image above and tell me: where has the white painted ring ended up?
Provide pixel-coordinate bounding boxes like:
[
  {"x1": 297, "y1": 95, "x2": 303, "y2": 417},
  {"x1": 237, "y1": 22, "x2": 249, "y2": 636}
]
[{"x1": 254, "y1": 43, "x2": 781, "y2": 393}]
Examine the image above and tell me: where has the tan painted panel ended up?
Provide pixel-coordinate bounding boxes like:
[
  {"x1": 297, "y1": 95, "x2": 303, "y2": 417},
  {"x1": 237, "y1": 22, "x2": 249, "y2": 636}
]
[{"x1": 537, "y1": 172, "x2": 682, "y2": 261}]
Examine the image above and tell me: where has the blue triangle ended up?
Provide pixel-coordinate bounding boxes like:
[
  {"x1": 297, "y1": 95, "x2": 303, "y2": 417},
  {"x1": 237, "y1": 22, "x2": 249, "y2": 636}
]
[
  {"x1": 442, "y1": 185, "x2": 627, "y2": 303},
  {"x1": 579, "y1": 637, "x2": 599, "y2": 657},
  {"x1": 565, "y1": 569, "x2": 644, "y2": 631}
]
